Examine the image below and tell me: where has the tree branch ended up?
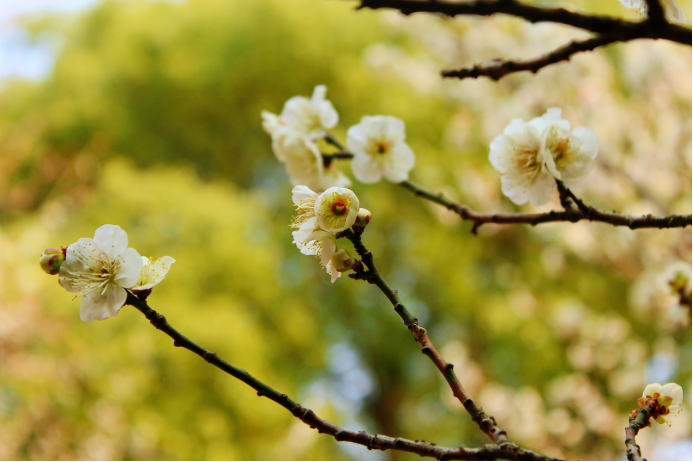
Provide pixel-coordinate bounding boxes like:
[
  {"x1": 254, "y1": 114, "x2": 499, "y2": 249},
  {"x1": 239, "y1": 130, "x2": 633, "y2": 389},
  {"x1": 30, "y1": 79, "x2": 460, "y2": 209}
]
[
  {"x1": 400, "y1": 180, "x2": 692, "y2": 234},
  {"x1": 357, "y1": 0, "x2": 692, "y2": 46},
  {"x1": 441, "y1": 34, "x2": 620, "y2": 81},
  {"x1": 625, "y1": 405, "x2": 653, "y2": 461},
  {"x1": 124, "y1": 291, "x2": 559, "y2": 461},
  {"x1": 342, "y1": 229, "x2": 512, "y2": 446}
]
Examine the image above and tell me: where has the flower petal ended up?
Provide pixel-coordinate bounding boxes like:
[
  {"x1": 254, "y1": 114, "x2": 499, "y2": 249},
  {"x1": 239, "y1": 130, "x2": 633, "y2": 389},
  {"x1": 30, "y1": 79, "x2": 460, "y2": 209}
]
[
  {"x1": 113, "y1": 248, "x2": 143, "y2": 288},
  {"x1": 93, "y1": 224, "x2": 129, "y2": 260}
]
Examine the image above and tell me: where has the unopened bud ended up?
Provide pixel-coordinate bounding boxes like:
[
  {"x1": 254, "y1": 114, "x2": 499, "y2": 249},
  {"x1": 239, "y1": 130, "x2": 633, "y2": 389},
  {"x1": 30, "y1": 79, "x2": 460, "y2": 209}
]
[
  {"x1": 39, "y1": 248, "x2": 65, "y2": 275},
  {"x1": 331, "y1": 249, "x2": 354, "y2": 272},
  {"x1": 353, "y1": 208, "x2": 371, "y2": 228}
]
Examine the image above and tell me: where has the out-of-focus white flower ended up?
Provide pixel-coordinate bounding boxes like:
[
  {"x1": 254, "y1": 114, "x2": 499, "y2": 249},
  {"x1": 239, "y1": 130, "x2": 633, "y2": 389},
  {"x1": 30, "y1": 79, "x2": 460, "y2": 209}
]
[
  {"x1": 638, "y1": 382, "x2": 684, "y2": 425},
  {"x1": 262, "y1": 85, "x2": 338, "y2": 140},
  {"x1": 619, "y1": 0, "x2": 687, "y2": 24},
  {"x1": 530, "y1": 108, "x2": 599, "y2": 182},
  {"x1": 59, "y1": 225, "x2": 143, "y2": 323},
  {"x1": 290, "y1": 185, "x2": 359, "y2": 283},
  {"x1": 657, "y1": 260, "x2": 692, "y2": 297},
  {"x1": 132, "y1": 256, "x2": 175, "y2": 291},
  {"x1": 347, "y1": 115, "x2": 415, "y2": 183},
  {"x1": 271, "y1": 130, "x2": 350, "y2": 191},
  {"x1": 489, "y1": 118, "x2": 557, "y2": 207}
]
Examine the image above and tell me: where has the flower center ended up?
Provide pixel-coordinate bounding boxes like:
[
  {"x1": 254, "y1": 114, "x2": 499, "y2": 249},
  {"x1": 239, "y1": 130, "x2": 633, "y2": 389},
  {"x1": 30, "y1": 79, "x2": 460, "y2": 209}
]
[{"x1": 332, "y1": 201, "x2": 346, "y2": 216}]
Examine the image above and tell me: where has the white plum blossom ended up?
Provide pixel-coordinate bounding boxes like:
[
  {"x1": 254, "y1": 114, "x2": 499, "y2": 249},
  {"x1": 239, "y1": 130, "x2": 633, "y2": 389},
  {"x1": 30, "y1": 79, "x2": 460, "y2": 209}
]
[
  {"x1": 490, "y1": 108, "x2": 599, "y2": 207},
  {"x1": 489, "y1": 118, "x2": 557, "y2": 207},
  {"x1": 59, "y1": 224, "x2": 143, "y2": 323},
  {"x1": 132, "y1": 256, "x2": 176, "y2": 291},
  {"x1": 290, "y1": 185, "x2": 360, "y2": 283},
  {"x1": 638, "y1": 383, "x2": 684, "y2": 425},
  {"x1": 270, "y1": 130, "x2": 350, "y2": 191},
  {"x1": 262, "y1": 85, "x2": 338, "y2": 140},
  {"x1": 262, "y1": 86, "x2": 348, "y2": 190},
  {"x1": 657, "y1": 260, "x2": 692, "y2": 297},
  {"x1": 347, "y1": 115, "x2": 415, "y2": 184},
  {"x1": 530, "y1": 108, "x2": 599, "y2": 182},
  {"x1": 619, "y1": 0, "x2": 686, "y2": 24}
]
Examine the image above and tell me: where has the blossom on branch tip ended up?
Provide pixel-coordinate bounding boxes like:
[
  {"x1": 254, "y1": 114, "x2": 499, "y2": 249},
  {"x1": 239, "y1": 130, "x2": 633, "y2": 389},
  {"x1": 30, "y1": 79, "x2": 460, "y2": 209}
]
[
  {"x1": 58, "y1": 224, "x2": 143, "y2": 323},
  {"x1": 290, "y1": 185, "x2": 360, "y2": 283},
  {"x1": 489, "y1": 118, "x2": 556, "y2": 207},
  {"x1": 530, "y1": 108, "x2": 599, "y2": 182},
  {"x1": 132, "y1": 256, "x2": 176, "y2": 291},
  {"x1": 347, "y1": 115, "x2": 415, "y2": 184},
  {"x1": 636, "y1": 383, "x2": 684, "y2": 426},
  {"x1": 619, "y1": 0, "x2": 686, "y2": 24}
]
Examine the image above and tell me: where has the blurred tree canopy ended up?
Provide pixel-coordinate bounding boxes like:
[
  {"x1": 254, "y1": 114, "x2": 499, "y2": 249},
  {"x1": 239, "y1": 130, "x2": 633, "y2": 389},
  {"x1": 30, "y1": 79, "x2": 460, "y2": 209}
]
[{"x1": 0, "y1": 0, "x2": 690, "y2": 460}]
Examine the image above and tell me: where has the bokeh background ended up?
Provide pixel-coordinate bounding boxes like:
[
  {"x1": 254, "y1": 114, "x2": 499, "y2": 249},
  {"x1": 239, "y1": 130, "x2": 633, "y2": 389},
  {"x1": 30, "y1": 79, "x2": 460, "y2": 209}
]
[{"x1": 0, "y1": 0, "x2": 691, "y2": 460}]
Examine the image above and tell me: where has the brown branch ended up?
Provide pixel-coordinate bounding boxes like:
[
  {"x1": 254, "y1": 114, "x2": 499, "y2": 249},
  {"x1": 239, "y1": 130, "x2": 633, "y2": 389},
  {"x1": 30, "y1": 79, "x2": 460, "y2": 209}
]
[
  {"x1": 400, "y1": 180, "x2": 692, "y2": 234},
  {"x1": 357, "y1": 0, "x2": 692, "y2": 46},
  {"x1": 124, "y1": 292, "x2": 559, "y2": 461},
  {"x1": 343, "y1": 229, "x2": 512, "y2": 446},
  {"x1": 441, "y1": 34, "x2": 620, "y2": 81},
  {"x1": 625, "y1": 405, "x2": 653, "y2": 461}
]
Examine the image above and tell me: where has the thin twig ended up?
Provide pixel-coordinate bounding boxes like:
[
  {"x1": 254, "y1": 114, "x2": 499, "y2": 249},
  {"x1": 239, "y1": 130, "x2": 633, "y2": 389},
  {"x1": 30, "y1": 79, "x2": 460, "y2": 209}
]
[
  {"x1": 625, "y1": 405, "x2": 653, "y2": 461},
  {"x1": 441, "y1": 35, "x2": 620, "y2": 81},
  {"x1": 124, "y1": 292, "x2": 559, "y2": 461},
  {"x1": 342, "y1": 229, "x2": 510, "y2": 445},
  {"x1": 400, "y1": 180, "x2": 692, "y2": 233},
  {"x1": 357, "y1": 0, "x2": 692, "y2": 46}
]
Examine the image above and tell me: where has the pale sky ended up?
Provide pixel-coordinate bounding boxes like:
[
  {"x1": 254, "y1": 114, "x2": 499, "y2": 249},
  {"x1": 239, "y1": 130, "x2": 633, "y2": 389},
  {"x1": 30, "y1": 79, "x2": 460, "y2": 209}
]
[{"x1": 0, "y1": 0, "x2": 99, "y2": 79}]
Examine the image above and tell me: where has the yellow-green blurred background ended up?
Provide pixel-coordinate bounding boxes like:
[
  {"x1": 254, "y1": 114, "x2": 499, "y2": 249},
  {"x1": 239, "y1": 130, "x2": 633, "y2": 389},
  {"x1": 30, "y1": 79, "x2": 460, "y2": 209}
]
[{"x1": 0, "y1": 0, "x2": 691, "y2": 460}]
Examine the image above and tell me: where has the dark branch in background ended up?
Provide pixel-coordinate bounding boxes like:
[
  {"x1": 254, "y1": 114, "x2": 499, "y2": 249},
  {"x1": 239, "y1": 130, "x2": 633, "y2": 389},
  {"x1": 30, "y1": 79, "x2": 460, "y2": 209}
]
[
  {"x1": 441, "y1": 35, "x2": 620, "y2": 81},
  {"x1": 321, "y1": 141, "x2": 692, "y2": 232},
  {"x1": 357, "y1": 0, "x2": 692, "y2": 45},
  {"x1": 357, "y1": 0, "x2": 691, "y2": 82},
  {"x1": 400, "y1": 180, "x2": 692, "y2": 234},
  {"x1": 625, "y1": 405, "x2": 653, "y2": 461},
  {"x1": 343, "y1": 229, "x2": 514, "y2": 447},
  {"x1": 124, "y1": 292, "x2": 559, "y2": 461}
]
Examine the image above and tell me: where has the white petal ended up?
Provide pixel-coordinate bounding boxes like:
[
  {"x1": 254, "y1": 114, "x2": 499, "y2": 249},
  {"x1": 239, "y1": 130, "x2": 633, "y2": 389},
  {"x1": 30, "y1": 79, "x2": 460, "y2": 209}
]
[
  {"x1": 662, "y1": 383, "x2": 684, "y2": 405},
  {"x1": 113, "y1": 248, "x2": 143, "y2": 288},
  {"x1": 528, "y1": 171, "x2": 556, "y2": 207},
  {"x1": 320, "y1": 237, "x2": 337, "y2": 267},
  {"x1": 643, "y1": 383, "x2": 664, "y2": 398},
  {"x1": 93, "y1": 225, "x2": 129, "y2": 260},
  {"x1": 572, "y1": 126, "x2": 599, "y2": 160},
  {"x1": 292, "y1": 217, "x2": 322, "y2": 243},
  {"x1": 79, "y1": 286, "x2": 126, "y2": 323},
  {"x1": 382, "y1": 142, "x2": 415, "y2": 183},
  {"x1": 352, "y1": 154, "x2": 382, "y2": 183},
  {"x1": 291, "y1": 185, "x2": 318, "y2": 205}
]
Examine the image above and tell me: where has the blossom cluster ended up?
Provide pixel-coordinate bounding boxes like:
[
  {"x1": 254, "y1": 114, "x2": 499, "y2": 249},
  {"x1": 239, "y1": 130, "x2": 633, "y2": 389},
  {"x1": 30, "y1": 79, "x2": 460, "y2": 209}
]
[
  {"x1": 291, "y1": 185, "x2": 369, "y2": 283},
  {"x1": 262, "y1": 85, "x2": 415, "y2": 190},
  {"x1": 40, "y1": 224, "x2": 174, "y2": 322},
  {"x1": 489, "y1": 108, "x2": 599, "y2": 207}
]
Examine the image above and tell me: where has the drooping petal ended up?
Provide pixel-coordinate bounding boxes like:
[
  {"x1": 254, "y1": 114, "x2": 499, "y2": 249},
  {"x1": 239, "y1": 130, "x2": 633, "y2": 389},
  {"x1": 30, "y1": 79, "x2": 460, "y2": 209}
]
[
  {"x1": 292, "y1": 217, "x2": 323, "y2": 243},
  {"x1": 79, "y1": 285, "x2": 126, "y2": 323},
  {"x1": 93, "y1": 224, "x2": 129, "y2": 260}
]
